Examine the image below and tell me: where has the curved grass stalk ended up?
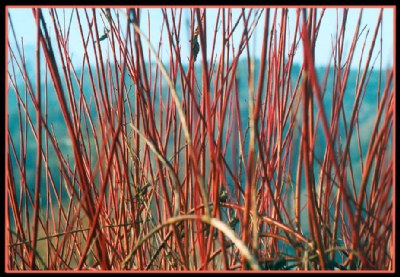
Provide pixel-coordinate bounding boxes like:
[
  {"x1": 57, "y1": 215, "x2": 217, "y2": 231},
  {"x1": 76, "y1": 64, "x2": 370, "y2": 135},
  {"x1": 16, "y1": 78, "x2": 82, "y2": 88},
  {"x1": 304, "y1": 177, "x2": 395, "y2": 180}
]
[
  {"x1": 129, "y1": 123, "x2": 180, "y2": 218},
  {"x1": 129, "y1": 22, "x2": 210, "y2": 218},
  {"x1": 122, "y1": 214, "x2": 260, "y2": 270}
]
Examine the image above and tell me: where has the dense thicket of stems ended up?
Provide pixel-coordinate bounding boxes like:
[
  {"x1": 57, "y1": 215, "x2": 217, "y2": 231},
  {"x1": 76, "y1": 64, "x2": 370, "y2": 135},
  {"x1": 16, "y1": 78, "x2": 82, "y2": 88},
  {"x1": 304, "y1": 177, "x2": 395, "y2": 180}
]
[{"x1": 6, "y1": 7, "x2": 394, "y2": 271}]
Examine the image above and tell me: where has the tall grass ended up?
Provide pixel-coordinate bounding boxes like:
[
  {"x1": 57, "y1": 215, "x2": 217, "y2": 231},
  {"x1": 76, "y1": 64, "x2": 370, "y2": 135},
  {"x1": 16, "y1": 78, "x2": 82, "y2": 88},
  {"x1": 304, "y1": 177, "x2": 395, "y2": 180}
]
[{"x1": 6, "y1": 7, "x2": 394, "y2": 271}]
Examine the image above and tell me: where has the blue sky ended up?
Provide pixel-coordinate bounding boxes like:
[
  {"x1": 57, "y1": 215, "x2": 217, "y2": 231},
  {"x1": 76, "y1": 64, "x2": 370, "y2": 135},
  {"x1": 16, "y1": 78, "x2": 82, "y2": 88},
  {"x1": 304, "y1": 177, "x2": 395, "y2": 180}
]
[{"x1": 7, "y1": 7, "x2": 394, "y2": 69}]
